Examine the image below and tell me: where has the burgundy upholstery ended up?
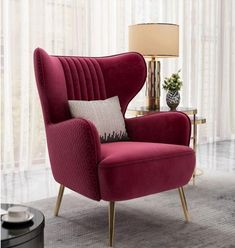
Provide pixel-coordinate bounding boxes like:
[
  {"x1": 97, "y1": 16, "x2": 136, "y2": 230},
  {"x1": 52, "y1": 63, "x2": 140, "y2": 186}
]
[
  {"x1": 126, "y1": 112, "x2": 192, "y2": 145},
  {"x1": 99, "y1": 142, "x2": 195, "y2": 201},
  {"x1": 34, "y1": 48, "x2": 195, "y2": 202},
  {"x1": 34, "y1": 48, "x2": 146, "y2": 124}
]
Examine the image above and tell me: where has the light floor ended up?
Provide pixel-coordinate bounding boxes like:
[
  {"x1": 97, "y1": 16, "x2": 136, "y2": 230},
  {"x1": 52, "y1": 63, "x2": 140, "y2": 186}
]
[{"x1": 1, "y1": 140, "x2": 235, "y2": 204}]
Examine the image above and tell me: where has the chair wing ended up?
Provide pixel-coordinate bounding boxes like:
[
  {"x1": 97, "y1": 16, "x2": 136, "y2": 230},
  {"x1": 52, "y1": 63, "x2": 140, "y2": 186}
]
[{"x1": 34, "y1": 48, "x2": 147, "y2": 124}]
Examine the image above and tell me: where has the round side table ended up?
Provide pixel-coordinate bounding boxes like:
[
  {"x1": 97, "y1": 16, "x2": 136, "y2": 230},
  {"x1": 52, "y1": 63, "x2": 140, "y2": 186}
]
[{"x1": 1, "y1": 203, "x2": 45, "y2": 248}]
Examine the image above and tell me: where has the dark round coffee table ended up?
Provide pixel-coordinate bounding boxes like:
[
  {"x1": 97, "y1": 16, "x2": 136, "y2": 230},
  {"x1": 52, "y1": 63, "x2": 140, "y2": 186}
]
[{"x1": 1, "y1": 203, "x2": 45, "y2": 248}]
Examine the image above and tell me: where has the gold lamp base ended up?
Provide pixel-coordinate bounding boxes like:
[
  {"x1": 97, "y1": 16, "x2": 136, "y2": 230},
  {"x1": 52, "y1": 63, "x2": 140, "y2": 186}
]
[
  {"x1": 146, "y1": 96, "x2": 160, "y2": 111},
  {"x1": 146, "y1": 57, "x2": 161, "y2": 110}
]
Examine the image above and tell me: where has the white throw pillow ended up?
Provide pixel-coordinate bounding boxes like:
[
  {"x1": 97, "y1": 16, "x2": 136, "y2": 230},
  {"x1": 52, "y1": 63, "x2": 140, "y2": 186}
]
[{"x1": 68, "y1": 96, "x2": 129, "y2": 143}]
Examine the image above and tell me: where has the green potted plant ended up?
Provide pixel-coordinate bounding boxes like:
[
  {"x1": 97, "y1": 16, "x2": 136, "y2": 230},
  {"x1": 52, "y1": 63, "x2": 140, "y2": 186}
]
[{"x1": 162, "y1": 69, "x2": 183, "y2": 110}]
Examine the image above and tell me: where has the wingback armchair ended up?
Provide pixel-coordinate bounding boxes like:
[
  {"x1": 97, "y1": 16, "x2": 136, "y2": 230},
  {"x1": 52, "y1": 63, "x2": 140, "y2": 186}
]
[{"x1": 34, "y1": 48, "x2": 195, "y2": 247}]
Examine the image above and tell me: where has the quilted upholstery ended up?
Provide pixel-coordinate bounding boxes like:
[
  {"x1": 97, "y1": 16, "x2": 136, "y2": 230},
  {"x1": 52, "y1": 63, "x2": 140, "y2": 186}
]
[
  {"x1": 47, "y1": 118, "x2": 101, "y2": 200},
  {"x1": 34, "y1": 48, "x2": 195, "y2": 202}
]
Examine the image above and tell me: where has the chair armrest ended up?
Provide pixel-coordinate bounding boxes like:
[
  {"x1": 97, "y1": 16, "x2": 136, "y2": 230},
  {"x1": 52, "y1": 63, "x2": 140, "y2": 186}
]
[
  {"x1": 125, "y1": 112, "x2": 191, "y2": 146},
  {"x1": 46, "y1": 118, "x2": 101, "y2": 201}
]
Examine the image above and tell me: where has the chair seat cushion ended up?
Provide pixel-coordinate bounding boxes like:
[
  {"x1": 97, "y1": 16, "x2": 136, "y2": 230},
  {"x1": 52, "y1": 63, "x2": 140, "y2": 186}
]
[{"x1": 98, "y1": 141, "x2": 195, "y2": 201}]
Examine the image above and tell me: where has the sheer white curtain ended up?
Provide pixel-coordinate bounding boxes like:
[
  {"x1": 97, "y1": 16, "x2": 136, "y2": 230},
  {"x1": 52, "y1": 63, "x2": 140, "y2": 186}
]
[
  {"x1": 1, "y1": 0, "x2": 235, "y2": 172},
  {"x1": 1, "y1": 0, "x2": 86, "y2": 172}
]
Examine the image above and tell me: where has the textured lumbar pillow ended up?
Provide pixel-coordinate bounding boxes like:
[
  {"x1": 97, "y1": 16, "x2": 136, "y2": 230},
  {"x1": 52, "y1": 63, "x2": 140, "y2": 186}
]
[{"x1": 68, "y1": 96, "x2": 128, "y2": 143}]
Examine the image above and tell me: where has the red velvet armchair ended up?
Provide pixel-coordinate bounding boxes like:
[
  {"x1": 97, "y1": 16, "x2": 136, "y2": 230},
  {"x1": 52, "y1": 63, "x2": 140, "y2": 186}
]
[{"x1": 34, "y1": 48, "x2": 195, "y2": 247}]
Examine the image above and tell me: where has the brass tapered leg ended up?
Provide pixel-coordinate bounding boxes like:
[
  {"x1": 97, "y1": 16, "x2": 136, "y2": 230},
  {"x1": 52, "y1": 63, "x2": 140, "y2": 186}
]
[
  {"x1": 108, "y1": 201, "x2": 115, "y2": 247},
  {"x1": 178, "y1": 187, "x2": 190, "y2": 222},
  {"x1": 54, "y1": 184, "x2": 65, "y2": 216}
]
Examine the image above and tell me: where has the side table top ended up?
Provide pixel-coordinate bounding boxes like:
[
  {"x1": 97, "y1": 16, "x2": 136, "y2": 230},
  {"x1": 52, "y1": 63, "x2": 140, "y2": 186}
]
[
  {"x1": 1, "y1": 203, "x2": 45, "y2": 247},
  {"x1": 127, "y1": 106, "x2": 197, "y2": 115}
]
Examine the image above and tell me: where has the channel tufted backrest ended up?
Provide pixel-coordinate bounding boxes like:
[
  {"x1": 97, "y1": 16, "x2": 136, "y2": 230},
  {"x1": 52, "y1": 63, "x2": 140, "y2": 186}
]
[
  {"x1": 34, "y1": 48, "x2": 147, "y2": 124},
  {"x1": 58, "y1": 57, "x2": 107, "y2": 101}
]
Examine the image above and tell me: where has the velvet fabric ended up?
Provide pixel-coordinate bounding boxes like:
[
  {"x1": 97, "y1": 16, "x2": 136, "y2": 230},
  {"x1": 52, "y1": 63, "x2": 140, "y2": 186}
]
[
  {"x1": 34, "y1": 48, "x2": 146, "y2": 124},
  {"x1": 99, "y1": 142, "x2": 195, "y2": 201},
  {"x1": 34, "y1": 48, "x2": 195, "y2": 202},
  {"x1": 46, "y1": 118, "x2": 101, "y2": 200},
  {"x1": 126, "y1": 111, "x2": 192, "y2": 146}
]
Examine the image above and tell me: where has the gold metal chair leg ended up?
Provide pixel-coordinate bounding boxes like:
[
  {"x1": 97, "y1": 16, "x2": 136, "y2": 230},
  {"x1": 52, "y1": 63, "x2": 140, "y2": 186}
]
[
  {"x1": 54, "y1": 184, "x2": 65, "y2": 216},
  {"x1": 178, "y1": 187, "x2": 190, "y2": 222},
  {"x1": 108, "y1": 201, "x2": 115, "y2": 247}
]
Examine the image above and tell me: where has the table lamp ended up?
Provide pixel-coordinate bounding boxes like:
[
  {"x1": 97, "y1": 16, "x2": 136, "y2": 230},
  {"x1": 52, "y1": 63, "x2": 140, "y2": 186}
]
[{"x1": 129, "y1": 23, "x2": 179, "y2": 110}]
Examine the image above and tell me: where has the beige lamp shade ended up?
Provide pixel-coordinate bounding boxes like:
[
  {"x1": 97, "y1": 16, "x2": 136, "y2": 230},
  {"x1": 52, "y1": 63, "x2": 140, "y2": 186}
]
[{"x1": 129, "y1": 23, "x2": 179, "y2": 58}]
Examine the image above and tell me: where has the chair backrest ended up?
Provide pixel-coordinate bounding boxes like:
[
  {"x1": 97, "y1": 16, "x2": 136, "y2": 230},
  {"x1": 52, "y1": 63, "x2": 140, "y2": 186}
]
[{"x1": 34, "y1": 48, "x2": 147, "y2": 124}]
